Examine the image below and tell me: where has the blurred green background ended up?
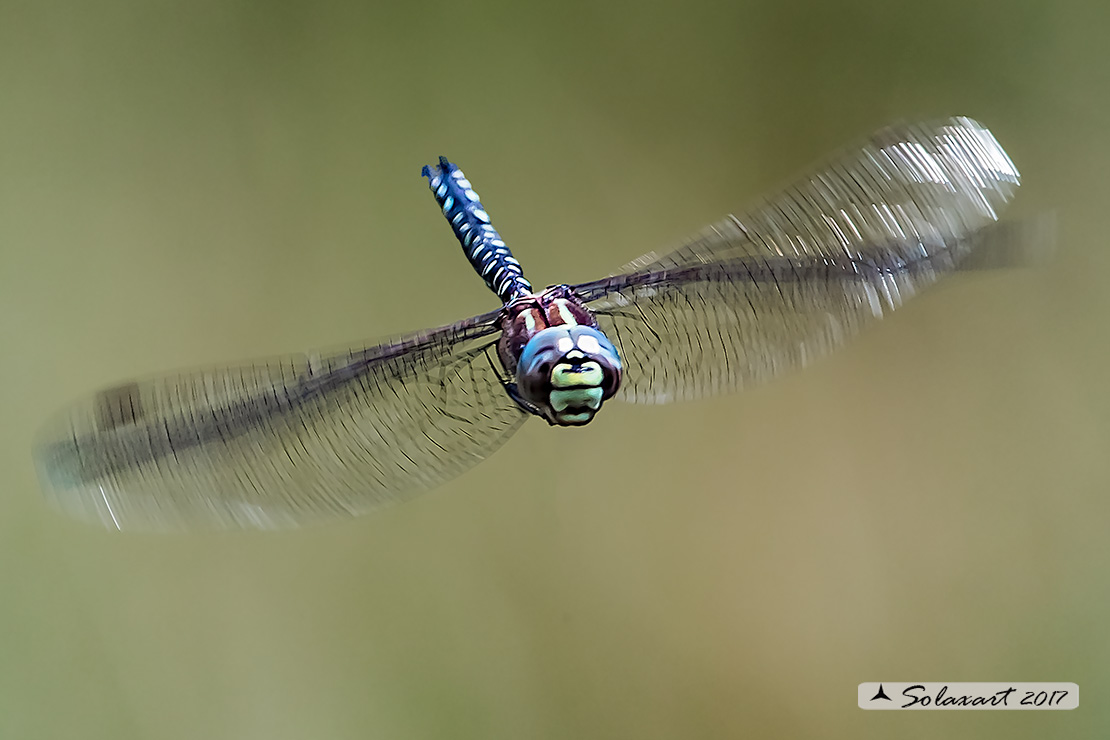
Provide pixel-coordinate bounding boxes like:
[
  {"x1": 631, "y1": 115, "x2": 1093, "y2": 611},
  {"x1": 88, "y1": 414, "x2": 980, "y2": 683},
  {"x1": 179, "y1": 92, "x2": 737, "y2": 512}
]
[{"x1": 1, "y1": 1, "x2": 1107, "y2": 738}]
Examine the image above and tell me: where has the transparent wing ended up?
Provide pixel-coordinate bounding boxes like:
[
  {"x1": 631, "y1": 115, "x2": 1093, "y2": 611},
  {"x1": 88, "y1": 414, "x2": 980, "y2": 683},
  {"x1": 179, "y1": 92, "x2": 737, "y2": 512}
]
[
  {"x1": 572, "y1": 117, "x2": 1026, "y2": 403},
  {"x1": 34, "y1": 310, "x2": 527, "y2": 531}
]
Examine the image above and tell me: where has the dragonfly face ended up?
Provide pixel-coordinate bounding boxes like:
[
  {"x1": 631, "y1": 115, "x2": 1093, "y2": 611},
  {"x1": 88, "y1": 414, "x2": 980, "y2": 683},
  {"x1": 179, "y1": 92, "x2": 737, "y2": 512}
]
[
  {"x1": 496, "y1": 285, "x2": 622, "y2": 425},
  {"x1": 515, "y1": 325, "x2": 622, "y2": 425}
]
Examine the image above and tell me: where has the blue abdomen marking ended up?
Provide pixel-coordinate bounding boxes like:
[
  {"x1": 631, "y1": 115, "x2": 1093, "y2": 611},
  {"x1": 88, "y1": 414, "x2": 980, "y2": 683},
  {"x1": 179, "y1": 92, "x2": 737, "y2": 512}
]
[{"x1": 422, "y1": 157, "x2": 532, "y2": 303}]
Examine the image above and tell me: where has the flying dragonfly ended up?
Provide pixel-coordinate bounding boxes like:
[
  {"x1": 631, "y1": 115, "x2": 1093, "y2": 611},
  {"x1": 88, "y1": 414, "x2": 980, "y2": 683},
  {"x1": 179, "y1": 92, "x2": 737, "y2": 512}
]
[{"x1": 35, "y1": 117, "x2": 1031, "y2": 531}]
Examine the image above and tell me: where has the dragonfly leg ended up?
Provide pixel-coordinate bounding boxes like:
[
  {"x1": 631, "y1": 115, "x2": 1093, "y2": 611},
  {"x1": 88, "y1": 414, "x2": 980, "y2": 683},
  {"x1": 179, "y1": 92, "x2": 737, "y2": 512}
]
[{"x1": 503, "y1": 382, "x2": 550, "y2": 421}]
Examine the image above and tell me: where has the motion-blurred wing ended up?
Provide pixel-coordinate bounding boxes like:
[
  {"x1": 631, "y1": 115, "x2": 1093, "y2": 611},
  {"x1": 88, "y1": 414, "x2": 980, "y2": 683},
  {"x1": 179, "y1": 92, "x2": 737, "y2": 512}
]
[
  {"x1": 34, "y1": 310, "x2": 526, "y2": 531},
  {"x1": 573, "y1": 117, "x2": 1024, "y2": 402}
]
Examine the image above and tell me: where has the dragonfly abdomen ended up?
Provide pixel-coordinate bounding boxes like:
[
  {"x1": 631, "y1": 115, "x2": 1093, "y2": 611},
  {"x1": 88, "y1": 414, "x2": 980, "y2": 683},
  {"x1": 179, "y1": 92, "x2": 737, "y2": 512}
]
[{"x1": 422, "y1": 157, "x2": 532, "y2": 303}]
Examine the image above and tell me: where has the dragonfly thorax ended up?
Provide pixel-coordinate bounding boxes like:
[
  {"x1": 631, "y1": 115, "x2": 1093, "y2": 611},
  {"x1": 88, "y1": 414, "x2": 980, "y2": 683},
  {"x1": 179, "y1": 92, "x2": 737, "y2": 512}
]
[{"x1": 498, "y1": 286, "x2": 622, "y2": 426}]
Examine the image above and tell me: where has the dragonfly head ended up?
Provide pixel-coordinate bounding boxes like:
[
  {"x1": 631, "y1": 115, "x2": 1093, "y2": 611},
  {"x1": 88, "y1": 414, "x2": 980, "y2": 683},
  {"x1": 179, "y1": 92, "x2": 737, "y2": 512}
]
[{"x1": 516, "y1": 325, "x2": 622, "y2": 426}]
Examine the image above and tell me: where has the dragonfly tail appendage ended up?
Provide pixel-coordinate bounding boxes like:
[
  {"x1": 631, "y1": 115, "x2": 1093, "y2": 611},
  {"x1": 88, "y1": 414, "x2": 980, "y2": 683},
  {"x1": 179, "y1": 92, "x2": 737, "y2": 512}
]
[{"x1": 422, "y1": 157, "x2": 532, "y2": 303}]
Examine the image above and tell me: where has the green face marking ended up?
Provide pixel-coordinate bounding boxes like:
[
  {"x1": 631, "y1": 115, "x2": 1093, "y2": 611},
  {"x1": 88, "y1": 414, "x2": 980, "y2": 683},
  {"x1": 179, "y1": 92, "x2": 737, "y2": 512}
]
[
  {"x1": 549, "y1": 386, "x2": 604, "y2": 413},
  {"x1": 550, "y1": 362, "x2": 603, "y2": 389},
  {"x1": 549, "y1": 360, "x2": 604, "y2": 423}
]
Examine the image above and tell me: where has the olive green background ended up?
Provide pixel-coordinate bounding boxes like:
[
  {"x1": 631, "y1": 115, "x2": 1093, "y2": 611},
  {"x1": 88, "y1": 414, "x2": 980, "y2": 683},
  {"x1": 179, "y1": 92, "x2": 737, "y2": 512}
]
[{"x1": 1, "y1": 1, "x2": 1107, "y2": 738}]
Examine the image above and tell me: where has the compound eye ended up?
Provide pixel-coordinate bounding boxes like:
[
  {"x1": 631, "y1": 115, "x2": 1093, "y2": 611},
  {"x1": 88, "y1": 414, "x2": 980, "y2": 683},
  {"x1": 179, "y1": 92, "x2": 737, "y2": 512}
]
[
  {"x1": 572, "y1": 327, "x2": 622, "y2": 399},
  {"x1": 516, "y1": 327, "x2": 574, "y2": 407},
  {"x1": 599, "y1": 360, "x2": 622, "y2": 399}
]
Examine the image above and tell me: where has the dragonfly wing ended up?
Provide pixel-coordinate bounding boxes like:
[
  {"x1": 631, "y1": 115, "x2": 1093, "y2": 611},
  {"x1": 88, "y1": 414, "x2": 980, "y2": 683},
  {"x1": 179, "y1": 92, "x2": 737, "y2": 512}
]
[
  {"x1": 575, "y1": 118, "x2": 1026, "y2": 403},
  {"x1": 35, "y1": 310, "x2": 527, "y2": 531},
  {"x1": 616, "y1": 118, "x2": 1020, "y2": 273}
]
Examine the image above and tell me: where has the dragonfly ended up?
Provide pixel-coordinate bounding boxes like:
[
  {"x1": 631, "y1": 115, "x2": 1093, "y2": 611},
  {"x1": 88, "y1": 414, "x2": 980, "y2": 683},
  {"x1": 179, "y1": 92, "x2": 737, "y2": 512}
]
[{"x1": 35, "y1": 117, "x2": 1029, "y2": 531}]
